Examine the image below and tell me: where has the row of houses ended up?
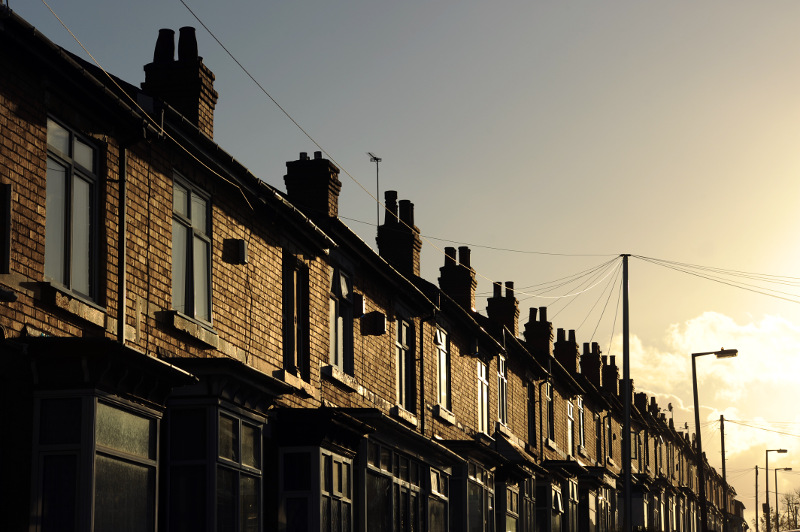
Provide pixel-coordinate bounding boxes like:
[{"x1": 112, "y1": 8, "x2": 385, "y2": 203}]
[{"x1": 0, "y1": 6, "x2": 746, "y2": 532}]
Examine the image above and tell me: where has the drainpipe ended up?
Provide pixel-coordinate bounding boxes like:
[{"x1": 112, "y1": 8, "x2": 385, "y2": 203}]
[{"x1": 116, "y1": 146, "x2": 127, "y2": 344}]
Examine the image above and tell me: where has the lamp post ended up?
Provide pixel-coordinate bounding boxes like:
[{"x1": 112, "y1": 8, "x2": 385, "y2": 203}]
[
  {"x1": 775, "y1": 467, "x2": 792, "y2": 532},
  {"x1": 766, "y1": 449, "x2": 788, "y2": 532},
  {"x1": 367, "y1": 152, "x2": 381, "y2": 228},
  {"x1": 692, "y1": 348, "x2": 738, "y2": 532}
]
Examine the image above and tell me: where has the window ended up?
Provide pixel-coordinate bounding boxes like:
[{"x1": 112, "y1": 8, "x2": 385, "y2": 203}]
[
  {"x1": 366, "y1": 441, "x2": 428, "y2": 532},
  {"x1": 396, "y1": 318, "x2": 415, "y2": 412},
  {"x1": 505, "y1": 485, "x2": 520, "y2": 532},
  {"x1": 167, "y1": 406, "x2": 263, "y2": 532},
  {"x1": 172, "y1": 177, "x2": 211, "y2": 322},
  {"x1": 546, "y1": 383, "x2": 555, "y2": 441},
  {"x1": 468, "y1": 462, "x2": 495, "y2": 532},
  {"x1": 606, "y1": 417, "x2": 613, "y2": 460},
  {"x1": 527, "y1": 384, "x2": 536, "y2": 446},
  {"x1": 283, "y1": 256, "x2": 310, "y2": 380},
  {"x1": 1, "y1": 183, "x2": 10, "y2": 273},
  {"x1": 521, "y1": 478, "x2": 535, "y2": 532},
  {"x1": 566, "y1": 402, "x2": 574, "y2": 455},
  {"x1": 280, "y1": 448, "x2": 352, "y2": 532},
  {"x1": 33, "y1": 395, "x2": 159, "y2": 532},
  {"x1": 329, "y1": 268, "x2": 353, "y2": 374},
  {"x1": 434, "y1": 329, "x2": 450, "y2": 410},
  {"x1": 321, "y1": 451, "x2": 353, "y2": 532},
  {"x1": 497, "y1": 355, "x2": 507, "y2": 425},
  {"x1": 477, "y1": 361, "x2": 489, "y2": 434},
  {"x1": 45, "y1": 118, "x2": 98, "y2": 299},
  {"x1": 595, "y1": 414, "x2": 603, "y2": 461},
  {"x1": 577, "y1": 397, "x2": 585, "y2": 450},
  {"x1": 217, "y1": 413, "x2": 262, "y2": 532}
]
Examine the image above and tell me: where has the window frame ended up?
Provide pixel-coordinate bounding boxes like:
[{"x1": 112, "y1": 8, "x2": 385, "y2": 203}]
[
  {"x1": 434, "y1": 328, "x2": 451, "y2": 410},
  {"x1": 566, "y1": 401, "x2": 574, "y2": 456},
  {"x1": 577, "y1": 397, "x2": 585, "y2": 450},
  {"x1": 329, "y1": 268, "x2": 354, "y2": 374},
  {"x1": 171, "y1": 175, "x2": 212, "y2": 323},
  {"x1": 396, "y1": 317, "x2": 415, "y2": 412},
  {"x1": 44, "y1": 117, "x2": 100, "y2": 301},
  {"x1": 283, "y1": 255, "x2": 310, "y2": 381},
  {"x1": 545, "y1": 383, "x2": 555, "y2": 441},
  {"x1": 477, "y1": 361, "x2": 490, "y2": 435},
  {"x1": 497, "y1": 355, "x2": 507, "y2": 426},
  {"x1": 1, "y1": 183, "x2": 10, "y2": 274}
]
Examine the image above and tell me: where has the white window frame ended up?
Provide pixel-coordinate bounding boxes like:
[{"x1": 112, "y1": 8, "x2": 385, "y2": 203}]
[
  {"x1": 477, "y1": 361, "x2": 489, "y2": 434},
  {"x1": 434, "y1": 329, "x2": 450, "y2": 410},
  {"x1": 497, "y1": 355, "x2": 507, "y2": 425}
]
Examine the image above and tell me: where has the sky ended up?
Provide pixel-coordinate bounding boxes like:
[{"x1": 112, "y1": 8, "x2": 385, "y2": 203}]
[{"x1": 12, "y1": 0, "x2": 800, "y2": 525}]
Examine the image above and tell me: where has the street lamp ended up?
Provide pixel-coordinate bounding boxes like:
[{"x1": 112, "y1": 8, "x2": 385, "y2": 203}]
[
  {"x1": 775, "y1": 466, "x2": 792, "y2": 532},
  {"x1": 692, "y1": 348, "x2": 738, "y2": 532},
  {"x1": 766, "y1": 449, "x2": 788, "y2": 532}
]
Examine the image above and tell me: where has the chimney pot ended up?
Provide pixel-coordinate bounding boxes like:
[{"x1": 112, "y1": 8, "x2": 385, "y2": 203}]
[
  {"x1": 557, "y1": 328, "x2": 566, "y2": 342},
  {"x1": 505, "y1": 281, "x2": 514, "y2": 298},
  {"x1": 299, "y1": 152, "x2": 308, "y2": 160},
  {"x1": 583, "y1": 342, "x2": 590, "y2": 355},
  {"x1": 444, "y1": 247, "x2": 456, "y2": 266},
  {"x1": 458, "y1": 246, "x2": 471, "y2": 267},
  {"x1": 154, "y1": 29, "x2": 175, "y2": 64},
  {"x1": 529, "y1": 307, "x2": 538, "y2": 322},
  {"x1": 568, "y1": 330, "x2": 576, "y2": 343},
  {"x1": 399, "y1": 199, "x2": 414, "y2": 225},
  {"x1": 493, "y1": 282, "x2": 502, "y2": 298},
  {"x1": 178, "y1": 27, "x2": 198, "y2": 62},
  {"x1": 314, "y1": 151, "x2": 322, "y2": 159},
  {"x1": 539, "y1": 306, "x2": 547, "y2": 322}
]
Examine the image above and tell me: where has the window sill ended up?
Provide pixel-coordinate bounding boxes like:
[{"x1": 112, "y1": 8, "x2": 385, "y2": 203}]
[
  {"x1": 545, "y1": 438, "x2": 557, "y2": 451},
  {"x1": 495, "y1": 421, "x2": 512, "y2": 439},
  {"x1": 433, "y1": 404, "x2": 456, "y2": 425},
  {"x1": 606, "y1": 457, "x2": 617, "y2": 467},
  {"x1": 390, "y1": 405, "x2": 418, "y2": 428},
  {"x1": 275, "y1": 369, "x2": 319, "y2": 400},
  {"x1": 321, "y1": 364, "x2": 358, "y2": 392},
  {"x1": 163, "y1": 310, "x2": 219, "y2": 348},
  {"x1": 578, "y1": 445, "x2": 588, "y2": 459},
  {"x1": 39, "y1": 282, "x2": 105, "y2": 327}
]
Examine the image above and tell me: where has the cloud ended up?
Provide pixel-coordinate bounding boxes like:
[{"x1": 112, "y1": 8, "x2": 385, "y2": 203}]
[{"x1": 615, "y1": 311, "x2": 800, "y2": 526}]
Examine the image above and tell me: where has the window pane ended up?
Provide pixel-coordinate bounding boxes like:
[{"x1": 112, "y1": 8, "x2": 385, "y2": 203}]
[
  {"x1": 241, "y1": 423, "x2": 260, "y2": 469},
  {"x1": 469, "y1": 482, "x2": 484, "y2": 532},
  {"x1": 40, "y1": 397, "x2": 82, "y2": 445},
  {"x1": 173, "y1": 182, "x2": 188, "y2": 218},
  {"x1": 285, "y1": 497, "x2": 309, "y2": 532},
  {"x1": 217, "y1": 467, "x2": 236, "y2": 532},
  {"x1": 219, "y1": 414, "x2": 239, "y2": 462},
  {"x1": 366, "y1": 472, "x2": 392, "y2": 532},
  {"x1": 429, "y1": 498, "x2": 446, "y2": 532},
  {"x1": 72, "y1": 176, "x2": 91, "y2": 295},
  {"x1": 41, "y1": 454, "x2": 78, "y2": 532},
  {"x1": 94, "y1": 454, "x2": 155, "y2": 532},
  {"x1": 241, "y1": 474, "x2": 260, "y2": 532},
  {"x1": 47, "y1": 119, "x2": 69, "y2": 154},
  {"x1": 73, "y1": 138, "x2": 94, "y2": 171},
  {"x1": 193, "y1": 236, "x2": 210, "y2": 321},
  {"x1": 191, "y1": 195, "x2": 207, "y2": 234},
  {"x1": 95, "y1": 402, "x2": 156, "y2": 459},
  {"x1": 44, "y1": 159, "x2": 66, "y2": 284},
  {"x1": 172, "y1": 220, "x2": 188, "y2": 313}
]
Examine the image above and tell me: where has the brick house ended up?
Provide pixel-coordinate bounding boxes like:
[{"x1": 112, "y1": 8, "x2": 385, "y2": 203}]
[{"x1": 0, "y1": 6, "x2": 740, "y2": 532}]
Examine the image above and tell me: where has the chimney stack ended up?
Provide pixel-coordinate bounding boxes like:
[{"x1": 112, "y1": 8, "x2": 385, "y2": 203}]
[
  {"x1": 439, "y1": 246, "x2": 477, "y2": 310},
  {"x1": 486, "y1": 281, "x2": 520, "y2": 337},
  {"x1": 142, "y1": 27, "x2": 218, "y2": 139},
  {"x1": 523, "y1": 307, "x2": 553, "y2": 358},
  {"x1": 581, "y1": 342, "x2": 603, "y2": 388},
  {"x1": 284, "y1": 151, "x2": 342, "y2": 221},
  {"x1": 554, "y1": 328, "x2": 580, "y2": 374},
  {"x1": 376, "y1": 191, "x2": 422, "y2": 276},
  {"x1": 601, "y1": 355, "x2": 619, "y2": 395}
]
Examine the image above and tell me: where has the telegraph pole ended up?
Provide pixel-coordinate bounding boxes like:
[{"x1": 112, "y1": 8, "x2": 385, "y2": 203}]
[
  {"x1": 721, "y1": 415, "x2": 728, "y2": 532},
  {"x1": 622, "y1": 254, "x2": 632, "y2": 532}
]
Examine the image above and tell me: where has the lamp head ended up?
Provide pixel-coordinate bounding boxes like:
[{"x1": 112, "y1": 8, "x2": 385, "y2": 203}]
[
  {"x1": 778, "y1": 449, "x2": 788, "y2": 453},
  {"x1": 715, "y1": 348, "x2": 738, "y2": 358}
]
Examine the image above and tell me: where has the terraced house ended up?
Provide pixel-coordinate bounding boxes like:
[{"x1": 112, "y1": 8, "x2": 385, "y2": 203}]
[{"x1": 0, "y1": 6, "x2": 744, "y2": 532}]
